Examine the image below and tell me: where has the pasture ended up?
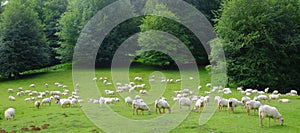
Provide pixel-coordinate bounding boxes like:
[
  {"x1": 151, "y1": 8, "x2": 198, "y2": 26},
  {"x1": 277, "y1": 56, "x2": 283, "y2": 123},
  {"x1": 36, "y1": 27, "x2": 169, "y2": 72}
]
[{"x1": 0, "y1": 66, "x2": 299, "y2": 133}]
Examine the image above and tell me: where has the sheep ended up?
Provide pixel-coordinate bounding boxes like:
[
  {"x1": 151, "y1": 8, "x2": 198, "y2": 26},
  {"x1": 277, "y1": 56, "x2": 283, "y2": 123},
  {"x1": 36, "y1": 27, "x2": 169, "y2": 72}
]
[
  {"x1": 45, "y1": 83, "x2": 49, "y2": 88},
  {"x1": 18, "y1": 87, "x2": 23, "y2": 91},
  {"x1": 194, "y1": 97, "x2": 205, "y2": 112},
  {"x1": 237, "y1": 86, "x2": 243, "y2": 91},
  {"x1": 136, "y1": 84, "x2": 146, "y2": 89},
  {"x1": 4, "y1": 108, "x2": 15, "y2": 120},
  {"x1": 135, "y1": 95, "x2": 141, "y2": 100},
  {"x1": 218, "y1": 98, "x2": 228, "y2": 111},
  {"x1": 92, "y1": 77, "x2": 97, "y2": 81},
  {"x1": 134, "y1": 77, "x2": 142, "y2": 81},
  {"x1": 245, "y1": 100, "x2": 261, "y2": 115},
  {"x1": 255, "y1": 95, "x2": 269, "y2": 102},
  {"x1": 269, "y1": 94, "x2": 280, "y2": 100},
  {"x1": 132, "y1": 100, "x2": 150, "y2": 115},
  {"x1": 9, "y1": 96, "x2": 15, "y2": 101},
  {"x1": 50, "y1": 91, "x2": 61, "y2": 95},
  {"x1": 29, "y1": 84, "x2": 35, "y2": 88},
  {"x1": 24, "y1": 97, "x2": 35, "y2": 101},
  {"x1": 176, "y1": 79, "x2": 181, "y2": 82},
  {"x1": 278, "y1": 99, "x2": 291, "y2": 103},
  {"x1": 104, "y1": 90, "x2": 114, "y2": 95},
  {"x1": 228, "y1": 98, "x2": 243, "y2": 113},
  {"x1": 7, "y1": 88, "x2": 14, "y2": 93},
  {"x1": 272, "y1": 90, "x2": 279, "y2": 94},
  {"x1": 290, "y1": 90, "x2": 297, "y2": 95},
  {"x1": 241, "y1": 96, "x2": 251, "y2": 105},
  {"x1": 264, "y1": 87, "x2": 269, "y2": 93},
  {"x1": 56, "y1": 99, "x2": 71, "y2": 108},
  {"x1": 155, "y1": 98, "x2": 171, "y2": 114},
  {"x1": 259, "y1": 105, "x2": 284, "y2": 127},
  {"x1": 125, "y1": 96, "x2": 133, "y2": 105},
  {"x1": 179, "y1": 97, "x2": 192, "y2": 110},
  {"x1": 139, "y1": 90, "x2": 147, "y2": 95},
  {"x1": 190, "y1": 95, "x2": 199, "y2": 101},
  {"x1": 206, "y1": 83, "x2": 212, "y2": 88},
  {"x1": 35, "y1": 101, "x2": 41, "y2": 109},
  {"x1": 41, "y1": 97, "x2": 53, "y2": 106},
  {"x1": 197, "y1": 85, "x2": 202, "y2": 90}
]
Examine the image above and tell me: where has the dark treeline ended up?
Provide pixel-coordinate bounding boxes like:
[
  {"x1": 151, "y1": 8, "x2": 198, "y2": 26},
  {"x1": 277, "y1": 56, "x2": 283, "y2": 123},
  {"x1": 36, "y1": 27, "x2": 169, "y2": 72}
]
[{"x1": 0, "y1": 0, "x2": 299, "y2": 93}]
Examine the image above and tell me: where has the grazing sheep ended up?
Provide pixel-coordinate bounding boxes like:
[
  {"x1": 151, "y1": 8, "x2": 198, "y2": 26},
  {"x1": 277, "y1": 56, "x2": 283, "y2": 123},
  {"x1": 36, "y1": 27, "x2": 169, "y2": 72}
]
[
  {"x1": 179, "y1": 97, "x2": 192, "y2": 110},
  {"x1": 290, "y1": 90, "x2": 297, "y2": 95},
  {"x1": 272, "y1": 90, "x2": 279, "y2": 94},
  {"x1": 139, "y1": 90, "x2": 147, "y2": 95},
  {"x1": 42, "y1": 97, "x2": 53, "y2": 106},
  {"x1": 8, "y1": 96, "x2": 15, "y2": 101},
  {"x1": 134, "y1": 95, "x2": 141, "y2": 100},
  {"x1": 259, "y1": 105, "x2": 284, "y2": 127},
  {"x1": 4, "y1": 108, "x2": 15, "y2": 120},
  {"x1": 24, "y1": 97, "x2": 35, "y2": 101},
  {"x1": 134, "y1": 77, "x2": 142, "y2": 81},
  {"x1": 136, "y1": 84, "x2": 146, "y2": 89},
  {"x1": 125, "y1": 96, "x2": 133, "y2": 105},
  {"x1": 269, "y1": 94, "x2": 280, "y2": 100},
  {"x1": 155, "y1": 98, "x2": 171, "y2": 114},
  {"x1": 218, "y1": 98, "x2": 228, "y2": 111},
  {"x1": 35, "y1": 101, "x2": 41, "y2": 109},
  {"x1": 176, "y1": 79, "x2": 181, "y2": 82},
  {"x1": 206, "y1": 83, "x2": 212, "y2": 88},
  {"x1": 45, "y1": 83, "x2": 49, "y2": 88},
  {"x1": 8, "y1": 88, "x2": 14, "y2": 93},
  {"x1": 132, "y1": 100, "x2": 150, "y2": 115},
  {"x1": 237, "y1": 86, "x2": 243, "y2": 91},
  {"x1": 278, "y1": 99, "x2": 291, "y2": 103},
  {"x1": 241, "y1": 96, "x2": 251, "y2": 106},
  {"x1": 104, "y1": 90, "x2": 114, "y2": 95},
  {"x1": 194, "y1": 97, "x2": 205, "y2": 112},
  {"x1": 228, "y1": 98, "x2": 243, "y2": 113},
  {"x1": 56, "y1": 99, "x2": 71, "y2": 108},
  {"x1": 92, "y1": 77, "x2": 97, "y2": 81},
  {"x1": 246, "y1": 100, "x2": 261, "y2": 115},
  {"x1": 29, "y1": 84, "x2": 35, "y2": 88},
  {"x1": 18, "y1": 87, "x2": 23, "y2": 91}
]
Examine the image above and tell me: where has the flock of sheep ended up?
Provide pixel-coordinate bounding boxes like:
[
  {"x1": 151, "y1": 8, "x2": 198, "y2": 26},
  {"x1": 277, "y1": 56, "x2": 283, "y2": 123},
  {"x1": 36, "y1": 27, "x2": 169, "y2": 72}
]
[{"x1": 3, "y1": 75, "x2": 298, "y2": 129}]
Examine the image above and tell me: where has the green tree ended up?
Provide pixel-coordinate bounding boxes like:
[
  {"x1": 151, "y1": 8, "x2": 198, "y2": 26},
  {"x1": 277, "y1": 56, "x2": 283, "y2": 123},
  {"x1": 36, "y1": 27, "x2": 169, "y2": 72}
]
[
  {"x1": 215, "y1": 0, "x2": 300, "y2": 92},
  {"x1": 0, "y1": 0, "x2": 49, "y2": 78}
]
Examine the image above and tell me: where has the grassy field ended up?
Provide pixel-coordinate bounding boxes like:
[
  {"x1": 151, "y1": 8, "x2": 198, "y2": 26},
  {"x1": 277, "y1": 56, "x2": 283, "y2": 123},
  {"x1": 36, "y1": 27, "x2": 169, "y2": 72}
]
[{"x1": 0, "y1": 66, "x2": 299, "y2": 133}]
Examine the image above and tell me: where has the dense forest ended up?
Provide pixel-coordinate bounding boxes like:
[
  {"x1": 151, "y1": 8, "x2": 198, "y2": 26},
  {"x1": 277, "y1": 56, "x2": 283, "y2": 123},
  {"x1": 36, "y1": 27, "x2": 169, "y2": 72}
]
[{"x1": 0, "y1": 0, "x2": 299, "y2": 92}]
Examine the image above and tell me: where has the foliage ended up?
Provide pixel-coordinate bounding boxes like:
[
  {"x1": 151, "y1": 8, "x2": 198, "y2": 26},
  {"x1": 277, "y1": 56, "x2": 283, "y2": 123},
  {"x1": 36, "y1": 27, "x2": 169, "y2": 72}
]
[
  {"x1": 0, "y1": 0, "x2": 49, "y2": 78},
  {"x1": 215, "y1": 0, "x2": 300, "y2": 92},
  {"x1": 137, "y1": 1, "x2": 209, "y2": 67}
]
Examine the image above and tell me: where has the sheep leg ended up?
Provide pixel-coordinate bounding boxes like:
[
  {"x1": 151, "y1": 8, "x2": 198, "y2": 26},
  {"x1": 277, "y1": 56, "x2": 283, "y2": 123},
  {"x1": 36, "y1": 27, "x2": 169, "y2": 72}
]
[
  {"x1": 136, "y1": 109, "x2": 139, "y2": 115},
  {"x1": 260, "y1": 117, "x2": 263, "y2": 128},
  {"x1": 132, "y1": 108, "x2": 135, "y2": 115},
  {"x1": 168, "y1": 107, "x2": 171, "y2": 114}
]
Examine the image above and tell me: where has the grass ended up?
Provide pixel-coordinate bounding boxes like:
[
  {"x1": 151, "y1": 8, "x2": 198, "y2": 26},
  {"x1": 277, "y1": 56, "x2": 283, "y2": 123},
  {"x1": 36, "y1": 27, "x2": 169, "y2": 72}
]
[{"x1": 0, "y1": 66, "x2": 299, "y2": 133}]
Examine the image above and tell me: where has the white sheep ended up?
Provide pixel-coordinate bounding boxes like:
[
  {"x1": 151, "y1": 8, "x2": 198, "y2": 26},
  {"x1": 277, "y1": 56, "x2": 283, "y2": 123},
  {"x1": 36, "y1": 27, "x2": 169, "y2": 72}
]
[
  {"x1": 237, "y1": 86, "x2": 243, "y2": 91},
  {"x1": 269, "y1": 94, "x2": 280, "y2": 100},
  {"x1": 18, "y1": 87, "x2": 23, "y2": 91},
  {"x1": 136, "y1": 84, "x2": 146, "y2": 89},
  {"x1": 4, "y1": 108, "x2": 15, "y2": 120},
  {"x1": 206, "y1": 83, "x2": 212, "y2": 88},
  {"x1": 125, "y1": 96, "x2": 133, "y2": 105},
  {"x1": 104, "y1": 90, "x2": 114, "y2": 95},
  {"x1": 134, "y1": 77, "x2": 142, "y2": 81},
  {"x1": 134, "y1": 95, "x2": 141, "y2": 100},
  {"x1": 29, "y1": 84, "x2": 35, "y2": 88},
  {"x1": 45, "y1": 83, "x2": 49, "y2": 88},
  {"x1": 241, "y1": 96, "x2": 251, "y2": 106},
  {"x1": 132, "y1": 100, "x2": 150, "y2": 115},
  {"x1": 194, "y1": 97, "x2": 205, "y2": 112},
  {"x1": 139, "y1": 90, "x2": 147, "y2": 95},
  {"x1": 259, "y1": 105, "x2": 284, "y2": 127},
  {"x1": 278, "y1": 99, "x2": 291, "y2": 103},
  {"x1": 290, "y1": 90, "x2": 297, "y2": 95},
  {"x1": 218, "y1": 98, "x2": 228, "y2": 111},
  {"x1": 228, "y1": 98, "x2": 243, "y2": 113},
  {"x1": 155, "y1": 98, "x2": 171, "y2": 114},
  {"x1": 35, "y1": 101, "x2": 41, "y2": 109},
  {"x1": 56, "y1": 98, "x2": 71, "y2": 108},
  {"x1": 7, "y1": 88, "x2": 14, "y2": 93},
  {"x1": 272, "y1": 90, "x2": 279, "y2": 94},
  {"x1": 246, "y1": 100, "x2": 261, "y2": 115},
  {"x1": 8, "y1": 96, "x2": 15, "y2": 101},
  {"x1": 264, "y1": 87, "x2": 269, "y2": 93},
  {"x1": 179, "y1": 97, "x2": 192, "y2": 110},
  {"x1": 41, "y1": 97, "x2": 53, "y2": 106}
]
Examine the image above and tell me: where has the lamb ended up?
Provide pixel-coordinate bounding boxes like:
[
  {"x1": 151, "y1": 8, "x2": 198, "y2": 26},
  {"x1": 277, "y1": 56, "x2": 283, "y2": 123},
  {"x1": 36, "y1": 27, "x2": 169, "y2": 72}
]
[
  {"x1": 179, "y1": 97, "x2": 192, "y2": 110},
  {"x1": 9, "y1": 96, "x2": 15, "y2": 101},
  {"x1": 4, "y1": 108, "x2": 15, "y2": 120},
  {"x1": 41, "y1": 97, "x2": 53, "y2": 106},
  {"x1": 155, "y1": 98, "x2": 171, "y2": 114},
  {"x1": 278, "y1": 99, "x2": 291, "y2": 103},
  {"x1": 245, "y1": 100, "x2": 261, "y2": 115},
  {"x1": 35, "y1": 101, "x2": 41, "y2": 109},
  {"x1": 259, "y1": 105, "x2": 284, "y2": 127},
  {"x1": 132, "y1": 100, "x2": 150, "y2": 115},
  {"x1": 125, "y1": 96, "x2": 133, "y2": 105}
]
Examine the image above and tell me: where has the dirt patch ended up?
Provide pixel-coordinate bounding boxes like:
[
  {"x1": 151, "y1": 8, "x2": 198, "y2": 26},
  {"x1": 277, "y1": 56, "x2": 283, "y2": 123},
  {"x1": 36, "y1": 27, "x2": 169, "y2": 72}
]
[
  {"x1": 10, "y1": 130, "x2": 16, "y2": 133},
  {"x1": 0, "y1": 129, "x2": 6, "y2": 133},
  {"x1": 20, "y1": 127, "x2": 29, "y2": 131},
  {"x1": 62, "y1": 113, "x2": 68, "y2": 117},
  {"x1": 31, "y1": 126, "x2": 41, "y2": 131},
  {"x1": 91, "y1": 129, "x2": 99, "y2": 133},
  {"x1": 41, "y1": 124, "x2": 50, "y2": 129}
]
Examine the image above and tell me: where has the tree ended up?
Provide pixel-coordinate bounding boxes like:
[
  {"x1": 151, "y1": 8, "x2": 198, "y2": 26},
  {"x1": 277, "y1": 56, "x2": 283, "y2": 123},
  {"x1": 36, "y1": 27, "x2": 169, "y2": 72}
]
[
  {"x1": 137, "y1": 0, "x2": 208, "y2": 67},
  {"x1": 0, "y1": 0, "x2": 49, "y2": 78},
  {"x1": 215, "y1": 0, "x2": 300, "y2": 92}
]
